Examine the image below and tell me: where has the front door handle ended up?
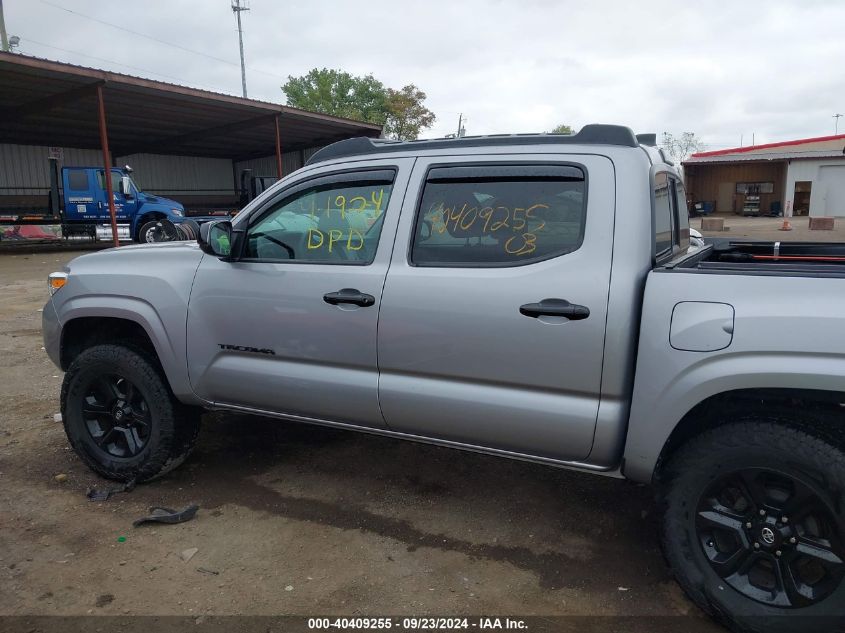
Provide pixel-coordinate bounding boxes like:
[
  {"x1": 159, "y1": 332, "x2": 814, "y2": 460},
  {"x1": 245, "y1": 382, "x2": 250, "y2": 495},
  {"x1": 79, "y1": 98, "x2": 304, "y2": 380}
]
[
  {"x1": 323, "y1": 288, "x2": 375, "y2": 307},
  {"x1": 519, "y1": 298, "x2": 590, "y2": 320}
]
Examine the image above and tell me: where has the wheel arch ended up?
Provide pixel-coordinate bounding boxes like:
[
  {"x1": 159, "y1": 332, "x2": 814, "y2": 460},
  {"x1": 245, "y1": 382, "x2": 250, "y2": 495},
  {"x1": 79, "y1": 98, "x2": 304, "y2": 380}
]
[
  {"x1": 57, "y1": 300, "x2": 198, "y2": 404},
  {"x1": 650, "y1": 387, "x2": 845, "y2": 485}
]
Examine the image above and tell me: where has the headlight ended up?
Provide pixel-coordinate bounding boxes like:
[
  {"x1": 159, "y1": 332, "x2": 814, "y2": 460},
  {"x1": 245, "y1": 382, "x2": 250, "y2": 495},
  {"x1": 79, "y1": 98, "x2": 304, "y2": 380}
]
[
  {"x1": 171, "y1": 208, "x2": 184, "y2": 217},
  {"x1": 48, "y1": 272, "x2": 68, "y2": 295}
]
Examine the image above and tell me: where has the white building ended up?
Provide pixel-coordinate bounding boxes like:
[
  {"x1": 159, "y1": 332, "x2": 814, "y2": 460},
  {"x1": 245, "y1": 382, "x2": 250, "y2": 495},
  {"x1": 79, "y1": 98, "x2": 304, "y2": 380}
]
[{"x1": 683, "y1": 135, "x2": 845, "y2": 218}]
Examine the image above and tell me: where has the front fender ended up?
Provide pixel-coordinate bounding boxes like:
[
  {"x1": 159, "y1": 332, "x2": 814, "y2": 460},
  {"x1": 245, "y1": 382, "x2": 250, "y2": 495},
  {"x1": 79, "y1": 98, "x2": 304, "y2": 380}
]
[
  {"x1": 58, "y1": 296, "x2": 200, "y2": 403},
  {"x1": 51, "y1": 244, "x2": 205, "y2": 405}
]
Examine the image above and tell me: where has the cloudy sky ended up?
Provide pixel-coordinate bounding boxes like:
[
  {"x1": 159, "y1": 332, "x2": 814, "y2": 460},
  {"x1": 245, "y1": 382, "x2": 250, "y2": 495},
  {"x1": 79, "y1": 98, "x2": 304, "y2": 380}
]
[{"x1": 6, "y1": 0, "x2": 845, "y2": 150}]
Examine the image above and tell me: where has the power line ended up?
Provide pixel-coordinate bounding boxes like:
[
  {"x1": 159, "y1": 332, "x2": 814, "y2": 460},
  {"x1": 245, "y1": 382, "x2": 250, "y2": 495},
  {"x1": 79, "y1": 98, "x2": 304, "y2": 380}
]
[
  {"x1": 38, "y1": 0, "x2": 285, "y2": 81},
  {"x1": 19, "y1": 37, "x2": 232, "y2": 93}
]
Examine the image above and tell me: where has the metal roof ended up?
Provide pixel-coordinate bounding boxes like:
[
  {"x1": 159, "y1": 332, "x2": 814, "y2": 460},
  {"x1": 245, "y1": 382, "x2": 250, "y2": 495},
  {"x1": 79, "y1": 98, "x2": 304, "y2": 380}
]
[
  {"x1": 691, "y1": 133, "x2": 845, "y2": 158},
  {"x1": 0, "y1": 52, "x2": 382, "y2": 160},
  {"x1": 684, "y1": 150, "x2": 845, "y2": 164}
]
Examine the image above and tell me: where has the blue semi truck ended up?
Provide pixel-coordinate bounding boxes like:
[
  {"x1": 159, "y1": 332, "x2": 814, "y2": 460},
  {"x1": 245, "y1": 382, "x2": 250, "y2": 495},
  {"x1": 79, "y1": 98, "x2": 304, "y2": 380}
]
[{"x1": 0, "y1": 163, "x2": 230, "y2": 243}]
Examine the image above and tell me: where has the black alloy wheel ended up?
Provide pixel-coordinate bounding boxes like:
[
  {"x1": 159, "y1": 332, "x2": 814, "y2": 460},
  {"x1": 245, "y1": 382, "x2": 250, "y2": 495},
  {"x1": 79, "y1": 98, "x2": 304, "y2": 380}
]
[
  {"x1": 82, "y1": 374, "x2": 151, "y2": 458},
  {"x1": 696, "y1": 467, "x2": 845, "y2": 608}
]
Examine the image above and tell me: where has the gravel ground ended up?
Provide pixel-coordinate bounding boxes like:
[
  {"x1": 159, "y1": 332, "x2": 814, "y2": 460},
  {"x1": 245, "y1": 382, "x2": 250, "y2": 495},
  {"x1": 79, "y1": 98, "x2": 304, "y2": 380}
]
[{"x1": 0, "y1": 248, "x2": 724, "y2": 631}]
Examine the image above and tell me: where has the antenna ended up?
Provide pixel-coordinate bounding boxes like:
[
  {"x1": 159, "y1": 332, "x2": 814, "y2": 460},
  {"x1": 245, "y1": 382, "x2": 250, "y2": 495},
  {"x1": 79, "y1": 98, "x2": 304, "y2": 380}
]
[
  {"x1": 834, "y1": 113, "x2": 843, "y2": 135},
  {"x1": 231, "y1": 0, "x2": 250, "y2": 98}
]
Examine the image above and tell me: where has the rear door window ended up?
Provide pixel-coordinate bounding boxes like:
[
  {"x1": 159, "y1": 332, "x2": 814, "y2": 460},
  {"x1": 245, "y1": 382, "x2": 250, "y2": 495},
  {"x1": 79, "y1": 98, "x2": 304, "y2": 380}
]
[{"x1": 410, "y1": 164, "x2": 586, "y2": 267}]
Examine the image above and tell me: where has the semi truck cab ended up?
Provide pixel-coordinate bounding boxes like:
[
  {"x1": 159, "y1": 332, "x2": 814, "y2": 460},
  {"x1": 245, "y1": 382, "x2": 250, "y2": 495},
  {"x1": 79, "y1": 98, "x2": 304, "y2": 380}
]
[{"x1": 61, "y1": 166, "x2": 187, "y2": 242}]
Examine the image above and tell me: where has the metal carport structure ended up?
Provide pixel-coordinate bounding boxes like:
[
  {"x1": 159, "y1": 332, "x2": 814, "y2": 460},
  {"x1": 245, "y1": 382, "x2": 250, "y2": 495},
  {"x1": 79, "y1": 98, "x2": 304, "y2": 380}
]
[{"x1": 0, "y1": 52, "x2": 382, "y2": 245}]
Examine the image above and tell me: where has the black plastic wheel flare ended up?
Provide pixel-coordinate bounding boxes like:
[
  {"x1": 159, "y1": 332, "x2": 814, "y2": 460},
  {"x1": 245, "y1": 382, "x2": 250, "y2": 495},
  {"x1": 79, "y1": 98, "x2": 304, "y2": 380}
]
[
  {"x1": 81, "y1": 374, "x2": 151, "y2": 458},
  {"x1": 696, "y1": 467, "x2": 845, "y2": 608}
]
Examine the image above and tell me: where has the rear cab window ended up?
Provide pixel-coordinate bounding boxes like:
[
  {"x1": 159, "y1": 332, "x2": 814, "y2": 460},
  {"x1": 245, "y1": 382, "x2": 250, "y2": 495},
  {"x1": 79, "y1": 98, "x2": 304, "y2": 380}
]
[
  {"x1": 653, "y1": 170, "x2": 691, "y2": 262},
  {"x1": 410, "y1": 164, "x2": 586, "y2": 267}
]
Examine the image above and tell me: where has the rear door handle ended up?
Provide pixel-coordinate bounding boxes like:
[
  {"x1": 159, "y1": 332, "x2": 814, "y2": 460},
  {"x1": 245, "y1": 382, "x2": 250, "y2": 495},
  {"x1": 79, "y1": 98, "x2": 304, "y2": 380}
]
[
  {"x1": 323, "y1": 288, "x2": 376, "y2": 307},
  {"x1": 519, "y1": 298, "x2": 590, "y2": 320}
]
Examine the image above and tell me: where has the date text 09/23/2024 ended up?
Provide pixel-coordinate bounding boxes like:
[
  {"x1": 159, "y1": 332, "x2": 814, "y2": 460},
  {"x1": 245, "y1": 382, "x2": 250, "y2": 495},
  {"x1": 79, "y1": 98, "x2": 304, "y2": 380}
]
[{"x1": 307, "y1": 618, "x2": 527, "y2": 630}]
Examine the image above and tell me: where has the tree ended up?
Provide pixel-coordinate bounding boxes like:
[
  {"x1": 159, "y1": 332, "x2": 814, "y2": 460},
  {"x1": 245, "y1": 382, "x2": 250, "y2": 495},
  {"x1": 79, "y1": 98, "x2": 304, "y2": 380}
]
[
  {"x1": 282, "y1": 68, "x2": 389, "y2": 125},
  {"x1": 282, "y1": 69, "x2": 436, "y2": 140},
  {"x1": 383, "y1": 85, "x2": 436, "y2": 141},
  {"x1": 548, "y1": 123, "x2": 573, "y2": 134},
  {"x1": 661, "y1": 132, "x2": 705, "y2": 163}
]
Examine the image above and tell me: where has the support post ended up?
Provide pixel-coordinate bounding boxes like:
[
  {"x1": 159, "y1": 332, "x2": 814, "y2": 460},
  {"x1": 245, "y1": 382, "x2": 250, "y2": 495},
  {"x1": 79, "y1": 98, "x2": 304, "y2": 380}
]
[
  {"x1": 274, "y1": 114, "x2": 283, "y2": 179},
  {"x1": 96, "y1": 85, "x2": 120, "y2": 247}
]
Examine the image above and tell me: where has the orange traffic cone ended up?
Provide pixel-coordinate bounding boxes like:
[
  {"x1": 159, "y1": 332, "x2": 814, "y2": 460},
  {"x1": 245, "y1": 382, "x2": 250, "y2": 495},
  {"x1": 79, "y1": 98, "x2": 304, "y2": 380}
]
[{"x1": 780, "y1": 201, "x2": 793, "y2": 231}]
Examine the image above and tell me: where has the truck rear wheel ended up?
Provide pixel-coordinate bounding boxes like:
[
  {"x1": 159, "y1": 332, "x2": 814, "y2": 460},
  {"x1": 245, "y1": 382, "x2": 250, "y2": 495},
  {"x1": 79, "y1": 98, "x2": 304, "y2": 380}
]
[
  {"x1": 60, "y1": 344, "x2": 201, "y2": 482},
  {"x1": 660, "y1": 420, "x2": 845, "y2": 633}
]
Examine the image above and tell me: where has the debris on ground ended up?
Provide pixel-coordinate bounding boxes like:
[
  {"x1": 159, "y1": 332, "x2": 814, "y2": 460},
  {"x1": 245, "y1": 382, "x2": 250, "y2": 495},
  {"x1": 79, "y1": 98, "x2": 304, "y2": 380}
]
[
  {"x1": 53, "y1": 413, "x2": 62, "y2": 423},
  {"x1": 196, "y1": 567, "x2": 219, "y2": 575},
  {"x1": 133, "y1": 505, "x2": 199, "y2": 528},
  {"x1": 54, "y1": 473, "x2": 67, "y2": 483},
  {"x1": 86, "y1": 479, "x2": 136, "y2": 501},
  {"x1": 181, "y1": 547, "x2": 199, "y2": 562}
]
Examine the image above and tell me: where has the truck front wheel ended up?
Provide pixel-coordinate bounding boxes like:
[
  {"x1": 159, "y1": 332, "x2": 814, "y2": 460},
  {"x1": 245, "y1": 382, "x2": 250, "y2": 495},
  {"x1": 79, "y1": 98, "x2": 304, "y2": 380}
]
[
  {"x1": 660, "y1": 420, "x2": 845, "y2": 633},
  {"x1": 60, "y1": 344, "x2": 200, "y2": 482},
  {"x1": 137, "y1": 219, "x2": 177, "y2": 243}
]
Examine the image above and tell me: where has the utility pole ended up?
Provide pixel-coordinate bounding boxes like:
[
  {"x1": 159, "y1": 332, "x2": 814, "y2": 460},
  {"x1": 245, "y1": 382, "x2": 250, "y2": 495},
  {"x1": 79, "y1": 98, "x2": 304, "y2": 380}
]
[
  {"x1": 456, "y1": 113, "x2": 466, "y2": 138},
  {"x1": 834, "y1": 113, "x2": 843, "y2": 135},
  {"x1": 0, "y1": 0, "x2": 10, "y2": 52},
  {"x1": 232, "y1": 0, "x2": 249, "y2": 98}
]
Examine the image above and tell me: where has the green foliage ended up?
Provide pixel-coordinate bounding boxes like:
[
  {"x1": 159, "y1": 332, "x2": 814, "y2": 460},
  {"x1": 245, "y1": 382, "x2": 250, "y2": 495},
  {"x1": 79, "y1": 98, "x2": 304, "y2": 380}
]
[
  {"x1": 384, "y1": 85, "x2": 436, "y2": 141},
  {"x1": 282, "y1": 69, "x2": 435, "y2": 140},
  {"x1": 282, "y1": 68, "x2": 389, "y2": 124},
  {"x1": 548, "y1": 123, "x2": 573, "y2": 134}
]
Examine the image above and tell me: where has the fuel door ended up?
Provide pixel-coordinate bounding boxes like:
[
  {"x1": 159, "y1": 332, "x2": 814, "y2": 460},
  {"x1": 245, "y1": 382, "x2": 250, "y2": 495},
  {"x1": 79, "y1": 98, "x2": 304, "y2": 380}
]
[{"x1": 670, "y1": 301, "x2": 735, "y2": 352}]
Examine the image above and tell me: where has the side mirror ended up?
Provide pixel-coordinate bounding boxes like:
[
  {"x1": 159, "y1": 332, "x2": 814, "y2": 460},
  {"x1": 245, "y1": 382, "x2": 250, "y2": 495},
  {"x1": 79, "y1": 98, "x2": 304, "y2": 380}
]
[
  {"x1": 199, "y1": 220, "x2": 233, "y2": 258},
  {"x1": 120, "y1": 175, "x2": 133, "y2": 198}
]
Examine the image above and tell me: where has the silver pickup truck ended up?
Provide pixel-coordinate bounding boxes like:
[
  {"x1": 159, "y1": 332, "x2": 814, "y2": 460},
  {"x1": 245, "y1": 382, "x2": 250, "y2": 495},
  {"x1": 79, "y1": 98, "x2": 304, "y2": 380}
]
[{"x1": 42, "y1": 125, "x2": 845, "y2": 632}]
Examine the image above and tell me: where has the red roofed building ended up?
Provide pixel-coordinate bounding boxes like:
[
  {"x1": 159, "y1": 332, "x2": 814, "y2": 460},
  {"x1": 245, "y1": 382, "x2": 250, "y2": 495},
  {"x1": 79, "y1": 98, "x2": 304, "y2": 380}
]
[{"x1": 683, "y1": 134, "x2": 845, "y2": 218}]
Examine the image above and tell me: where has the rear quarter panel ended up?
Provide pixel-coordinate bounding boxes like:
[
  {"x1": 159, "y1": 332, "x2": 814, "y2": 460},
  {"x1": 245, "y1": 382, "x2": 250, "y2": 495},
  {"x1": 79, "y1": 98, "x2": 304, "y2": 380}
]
[{"x1": 624, "y1": 269, "x2": 845, "y2": 482}]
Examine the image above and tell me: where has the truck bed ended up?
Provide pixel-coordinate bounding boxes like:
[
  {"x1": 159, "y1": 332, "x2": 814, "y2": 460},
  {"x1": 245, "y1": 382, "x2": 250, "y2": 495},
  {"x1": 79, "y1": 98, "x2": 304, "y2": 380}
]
[{"x1": 673, "y1": 239, "x2": 845, "y2": 276}]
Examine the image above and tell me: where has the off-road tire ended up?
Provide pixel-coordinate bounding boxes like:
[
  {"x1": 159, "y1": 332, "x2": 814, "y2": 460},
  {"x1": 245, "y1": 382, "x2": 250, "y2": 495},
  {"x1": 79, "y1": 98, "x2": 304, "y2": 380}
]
[
  {"x1": 60, "y1": 344, "x2": 201, "y2": 482},
  {"x1": 660, "y1": 419, "x2": 845, "y2": 633}
]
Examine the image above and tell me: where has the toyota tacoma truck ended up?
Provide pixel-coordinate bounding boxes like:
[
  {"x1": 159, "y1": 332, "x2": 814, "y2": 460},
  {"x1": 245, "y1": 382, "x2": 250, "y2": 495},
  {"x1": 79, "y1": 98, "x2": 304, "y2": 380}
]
[{"x1": 42, "y1": 125, "x2": 845, "y2": 632}]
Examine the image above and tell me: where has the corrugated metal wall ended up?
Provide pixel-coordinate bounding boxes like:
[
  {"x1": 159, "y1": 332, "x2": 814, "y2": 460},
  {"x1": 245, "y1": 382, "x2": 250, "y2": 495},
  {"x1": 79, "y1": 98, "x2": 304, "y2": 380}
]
[
  {"x1": 114, "y1": 153, "x2": 234, "y2": 196},
  {"x1": 2, "y1": 143, "x2": 325, "y2": 211},
  {"x1": 234, "y1": 151, "x2": 304, "y2": 179},
  {"x1": 0, "y1": 143, "x2": 101, "y2": 195}
]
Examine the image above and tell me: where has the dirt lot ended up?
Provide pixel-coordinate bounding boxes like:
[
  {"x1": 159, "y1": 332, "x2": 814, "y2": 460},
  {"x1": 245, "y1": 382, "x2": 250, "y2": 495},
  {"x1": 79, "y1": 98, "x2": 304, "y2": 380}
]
[
  {"x1": 697, "y1": 214, "x2": 845, "y2": 241},
  {"x1": 0, "y1": 249, "x2": 725, "y2": 630}
]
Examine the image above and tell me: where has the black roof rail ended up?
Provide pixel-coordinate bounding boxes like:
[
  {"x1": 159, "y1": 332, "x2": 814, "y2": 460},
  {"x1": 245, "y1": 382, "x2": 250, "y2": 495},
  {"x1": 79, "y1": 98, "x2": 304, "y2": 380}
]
[
  {"x1": 636, "y1": 133, "x2": 657, "y2": 147},
  {"x1": 307, "y1": 124, "x2": 639, "y2": 165}
]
